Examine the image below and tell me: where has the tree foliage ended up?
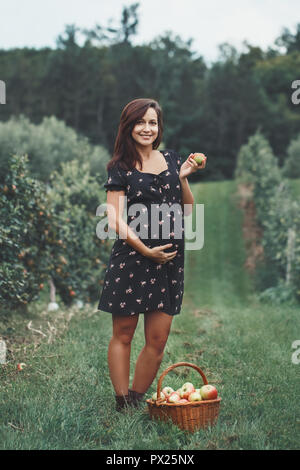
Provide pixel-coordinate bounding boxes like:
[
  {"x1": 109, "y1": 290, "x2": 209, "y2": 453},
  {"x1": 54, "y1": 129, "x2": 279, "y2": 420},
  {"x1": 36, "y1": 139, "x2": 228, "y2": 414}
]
[
  {"x1": 235, "y1": 131, "x2": 300, "y2": 303},
  {"x1": 0, "y1": 115, "x2": 110, "y2": 182},
  {"x1": 0, "y1": 11, "x2": 299, "y2": 181}
]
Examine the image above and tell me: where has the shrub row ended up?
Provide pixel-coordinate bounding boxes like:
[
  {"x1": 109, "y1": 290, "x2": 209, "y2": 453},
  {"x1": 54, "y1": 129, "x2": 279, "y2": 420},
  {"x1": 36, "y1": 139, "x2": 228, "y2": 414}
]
[
  {"x1": 235, "y1": 131, "x2": 300, "y2": 304},
  {"x1": 0, "y1": 154, "x2": 111, "y2": 313}
]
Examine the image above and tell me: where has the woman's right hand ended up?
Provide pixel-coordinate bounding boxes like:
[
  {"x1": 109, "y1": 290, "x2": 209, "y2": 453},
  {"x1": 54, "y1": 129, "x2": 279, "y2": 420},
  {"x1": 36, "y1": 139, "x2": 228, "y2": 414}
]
[{"x1": 145, "y1": 243, "x2": 178, "y2": 264}]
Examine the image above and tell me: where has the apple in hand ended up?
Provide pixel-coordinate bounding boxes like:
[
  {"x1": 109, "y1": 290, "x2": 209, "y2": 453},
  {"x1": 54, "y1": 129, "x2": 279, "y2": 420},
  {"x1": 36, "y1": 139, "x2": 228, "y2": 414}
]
[
  {"x1": 188, "y1": 390, "x2": 202, "y2": 402},
  {"x1": 180, "y1": 382, "x2": 195, "y2": 399},
  {"x1": 152, "y1": 391, "x2": 165, "y2": 402},
  {"x1": 167, "y1": 392, "x2": 181, "y2": 403},
  {"x1": 192, "y1": 153, "x2": 206, "y2": 165},
  {"x1": 162, "y1": 386, "x2": 175, "y2": 399},
  {"x1": 200, "y1": 385, "x2": 218, "y2": 400}
]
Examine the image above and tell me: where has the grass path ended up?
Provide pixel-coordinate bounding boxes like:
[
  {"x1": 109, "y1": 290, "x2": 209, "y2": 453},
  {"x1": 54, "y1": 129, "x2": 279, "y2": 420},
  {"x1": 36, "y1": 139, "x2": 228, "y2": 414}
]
[{"x1": 1, "y1": 181, "x2": 299, "y2": 450}]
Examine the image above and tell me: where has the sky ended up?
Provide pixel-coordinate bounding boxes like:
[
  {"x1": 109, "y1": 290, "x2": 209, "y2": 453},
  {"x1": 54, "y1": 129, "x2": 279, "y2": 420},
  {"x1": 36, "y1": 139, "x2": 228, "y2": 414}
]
[{"x1": 0, "y1": 0, "x2": 299, "y2": 64}]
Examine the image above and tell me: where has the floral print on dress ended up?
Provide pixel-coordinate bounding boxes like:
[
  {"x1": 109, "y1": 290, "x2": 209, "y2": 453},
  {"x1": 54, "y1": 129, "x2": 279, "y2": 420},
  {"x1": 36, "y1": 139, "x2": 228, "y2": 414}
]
[{"x1": 98, "y1": 149, "x2": 184, "y2": 317}]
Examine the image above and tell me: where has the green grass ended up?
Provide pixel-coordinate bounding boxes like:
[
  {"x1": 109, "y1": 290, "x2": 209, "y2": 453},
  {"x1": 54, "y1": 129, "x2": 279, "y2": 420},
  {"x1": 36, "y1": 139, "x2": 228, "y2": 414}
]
[
  {"x1": 1, "y1": 180, "x2": 299, "y2": 450},
  {"x1": 289, "y1": 177, "x2": 300, "y2": 200}
]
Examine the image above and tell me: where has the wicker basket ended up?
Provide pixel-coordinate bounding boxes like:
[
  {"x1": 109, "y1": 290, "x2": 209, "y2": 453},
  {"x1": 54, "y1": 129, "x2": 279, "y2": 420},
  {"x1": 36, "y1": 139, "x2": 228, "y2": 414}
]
[{"x1": 146, "y1": 362, "x2": 221, "y2": 432}]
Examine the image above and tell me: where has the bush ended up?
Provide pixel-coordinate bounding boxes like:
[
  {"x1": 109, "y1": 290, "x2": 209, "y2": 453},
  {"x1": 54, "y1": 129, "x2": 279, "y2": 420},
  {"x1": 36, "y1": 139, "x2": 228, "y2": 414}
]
[
  {"x1": 0, "y1": 155, "x2": 54, "y2": 312},
  {"x1": 258, "y1": 279, "x2": 298, "y2": 306},
  {"x1": 282, "y1": 133, "x2": 300, "y2": 178},
  {"x1": 48, "y1": 159, "x2": 111, "y2": 305},
  {"x1": 0, "y1": 153, "x2": 112, "y2": 313},
  {"x1": 234, "y1": 130, "x2": 278, "y2": 186},
  {"x1": 235, "y1": 131, "x2": 300, "y2": 303},
  {"x1": 0, "y1": 114, "x2": 110, "y2": 182}
]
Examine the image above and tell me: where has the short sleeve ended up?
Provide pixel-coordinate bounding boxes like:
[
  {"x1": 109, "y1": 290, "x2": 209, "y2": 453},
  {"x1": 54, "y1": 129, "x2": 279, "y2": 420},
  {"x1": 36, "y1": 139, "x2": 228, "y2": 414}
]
[{"x1": 103, "y1": 164, "x2": 127, "y2": 192}]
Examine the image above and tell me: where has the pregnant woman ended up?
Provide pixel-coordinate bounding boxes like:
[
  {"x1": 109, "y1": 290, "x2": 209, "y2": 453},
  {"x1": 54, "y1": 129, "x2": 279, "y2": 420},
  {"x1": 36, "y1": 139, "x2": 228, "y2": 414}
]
[{"x1": 98, "y1": 98, "x2": 206, "y2": 411}]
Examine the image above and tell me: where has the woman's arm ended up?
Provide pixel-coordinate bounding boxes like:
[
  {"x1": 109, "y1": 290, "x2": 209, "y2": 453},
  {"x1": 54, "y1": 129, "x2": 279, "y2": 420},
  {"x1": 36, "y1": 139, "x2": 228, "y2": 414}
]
[
  {"x1": 179, "y1": 153, "x2": 207, "y2": 216},
  {"x1": 179, "y1": 176, "x2": 194, "y2": 216}
]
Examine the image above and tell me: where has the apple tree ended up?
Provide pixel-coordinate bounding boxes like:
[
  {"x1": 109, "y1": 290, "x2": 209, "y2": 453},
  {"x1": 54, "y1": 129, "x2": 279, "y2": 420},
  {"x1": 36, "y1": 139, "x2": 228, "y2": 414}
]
[
  {"x1": 235, "y1": 131, "x2": 300, "y2": 302},
  {"x1": 0, "y1": 154, "x2": 54, "y2": 313},
  {"x1": 47, "y1": 159, "x2": 111, "y2": 306}
]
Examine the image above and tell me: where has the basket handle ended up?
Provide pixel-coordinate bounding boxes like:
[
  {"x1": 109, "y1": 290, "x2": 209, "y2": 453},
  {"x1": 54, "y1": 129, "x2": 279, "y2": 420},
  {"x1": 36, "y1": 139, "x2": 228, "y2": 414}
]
[{"x1": 155, "y1": 362, "x2": 208, "y2": 405}]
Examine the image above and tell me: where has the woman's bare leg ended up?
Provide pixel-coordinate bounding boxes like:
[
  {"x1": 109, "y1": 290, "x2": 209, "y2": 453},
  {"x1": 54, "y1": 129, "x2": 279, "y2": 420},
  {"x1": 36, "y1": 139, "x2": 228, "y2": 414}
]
[
  {"x1": 131, "y1": 311, "x2": 173, "y2": 394},
  {"x1": 108, "y1": 314, "x2": 139, "y2": 396}
]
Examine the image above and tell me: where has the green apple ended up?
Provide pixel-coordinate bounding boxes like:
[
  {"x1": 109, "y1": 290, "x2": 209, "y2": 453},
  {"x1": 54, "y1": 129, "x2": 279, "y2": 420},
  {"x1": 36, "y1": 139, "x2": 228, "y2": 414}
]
[
  {"x1": 180, "y1": 382, "x2": 195, "y2": 399},
  {"x1": 188, "y1": 390, "x2": 202, "y2": 402},
  {"x1": 193, "y1": 153, "x2": 206, "y2": 165},
  {"x1": 162, "y1": 386, "x2": 175, "y2": 399},
  {"x1": 152, "y1": 391, "x2": 165, "y2": 401}
]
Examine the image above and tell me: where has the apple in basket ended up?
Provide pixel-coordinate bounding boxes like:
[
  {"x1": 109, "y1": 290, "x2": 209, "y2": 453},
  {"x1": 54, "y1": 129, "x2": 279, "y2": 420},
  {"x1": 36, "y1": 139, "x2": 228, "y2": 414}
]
[
  {"x1": 152, "y1": 391, "x2": 166, "y2": 402},
  {"x1": 188, "y1": 390, "x2": 202, "y2": 402},
  {"x1": 162, "y1": 386, "x2": 174, "y2": 399},
  {"x1": 180, "y1": 382, "x2": 195, "y2": 399},
  {"x1": 200, "y1": 385, "x2": 218, "y2": 400},
  {"x1": 179, "y1": 399, "x2": 189, "y2": 404},
  {"x1": 167, "y1": 392, "x2": 181, "y2": 403}
]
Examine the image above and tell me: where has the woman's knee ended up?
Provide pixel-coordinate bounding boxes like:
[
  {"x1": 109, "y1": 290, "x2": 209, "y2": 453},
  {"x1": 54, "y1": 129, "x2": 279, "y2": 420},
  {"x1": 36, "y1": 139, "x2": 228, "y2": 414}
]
[
  {"x1": 112, "y1": 316, "x2": 138, "y2": 345},
  {"x1": 115, "y1": 329, "x2": 135, "y2": 346},
  {"x1": 146, "y1": 333, "x2": 168, "y2": 356}
]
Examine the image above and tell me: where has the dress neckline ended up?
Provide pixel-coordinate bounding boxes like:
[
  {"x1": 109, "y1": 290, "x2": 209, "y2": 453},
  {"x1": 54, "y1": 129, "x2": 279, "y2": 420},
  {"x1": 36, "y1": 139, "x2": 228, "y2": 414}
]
[{"x1": 133, "y1": 150, "x2": 169, "y2": 176}]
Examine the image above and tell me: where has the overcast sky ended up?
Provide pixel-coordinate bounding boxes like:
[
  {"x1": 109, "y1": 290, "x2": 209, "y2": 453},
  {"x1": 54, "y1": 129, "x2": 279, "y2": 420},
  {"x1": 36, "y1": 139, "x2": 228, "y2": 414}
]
[{"x1": 0, "y1": 0, "x2": 298, "y2": 64}]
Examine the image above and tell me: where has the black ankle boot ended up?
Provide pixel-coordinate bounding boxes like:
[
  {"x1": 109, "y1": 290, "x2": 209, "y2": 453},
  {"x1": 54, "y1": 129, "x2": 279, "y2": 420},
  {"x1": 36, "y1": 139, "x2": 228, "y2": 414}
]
[
  {"x1": 115, "y1": 394, "x2": 130, "y2": 412},
  {"x1": 128, "y1": 389, "x2": 145, "y2": 407}
]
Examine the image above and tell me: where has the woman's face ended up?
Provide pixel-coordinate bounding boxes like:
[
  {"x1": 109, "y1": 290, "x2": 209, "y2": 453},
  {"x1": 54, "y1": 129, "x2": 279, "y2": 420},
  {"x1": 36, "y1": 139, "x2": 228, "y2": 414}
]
[{"x1": 131, "y1": 107, "x2": 159, "y2": 148}]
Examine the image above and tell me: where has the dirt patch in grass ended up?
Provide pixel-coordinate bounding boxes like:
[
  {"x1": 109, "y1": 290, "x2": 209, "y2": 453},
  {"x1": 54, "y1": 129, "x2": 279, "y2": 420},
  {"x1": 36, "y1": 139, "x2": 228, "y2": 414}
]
[{"x1": 236, "y1": 183, "x2": 264, "y2": 275}]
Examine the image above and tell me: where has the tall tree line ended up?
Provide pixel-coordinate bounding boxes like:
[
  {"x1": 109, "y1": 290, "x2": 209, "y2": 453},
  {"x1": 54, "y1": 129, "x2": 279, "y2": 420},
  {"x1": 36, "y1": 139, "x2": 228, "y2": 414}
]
[{"x1": 0, "y1": 3, "x2": 299, "y2": 181}]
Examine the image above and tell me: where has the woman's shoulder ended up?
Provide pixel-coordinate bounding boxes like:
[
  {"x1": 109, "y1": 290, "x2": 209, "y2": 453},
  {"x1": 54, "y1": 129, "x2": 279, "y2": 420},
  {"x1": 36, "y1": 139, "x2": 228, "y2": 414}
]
[{"x1": 163, "y1": 148, "x2": 182, "y2": 166}]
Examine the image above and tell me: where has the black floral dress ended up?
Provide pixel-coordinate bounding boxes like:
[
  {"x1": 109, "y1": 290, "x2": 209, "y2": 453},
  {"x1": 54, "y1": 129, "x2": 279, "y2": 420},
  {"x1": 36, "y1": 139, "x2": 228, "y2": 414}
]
[{"x1": 97, "y1": 149, "x2": 185, "y2": 316}]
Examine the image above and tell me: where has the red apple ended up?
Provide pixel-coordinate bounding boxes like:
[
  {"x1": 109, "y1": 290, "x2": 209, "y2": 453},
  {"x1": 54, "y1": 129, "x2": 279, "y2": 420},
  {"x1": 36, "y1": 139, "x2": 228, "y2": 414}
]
[
  {"x1": 17, "y1": 363, "x2": 26, "y2": 371},
  {"x1": 180, "y1": 382, "x2": 195, "y2": 399},
  {"x1": 179, "y1": 399, "x2": 189, "y2": 404},
  {"x1": 162, "y1": 386, "x2": 174, "y2": 399},
  {"x1": 167, "y1": 392, "x2": 181, "y2": 403},
  {"x1": 200, "y1": 385, "x2": 218, "y2": 400},
  {"x1": 188, "y1": 390, "x2": 202, "y2": 402}
]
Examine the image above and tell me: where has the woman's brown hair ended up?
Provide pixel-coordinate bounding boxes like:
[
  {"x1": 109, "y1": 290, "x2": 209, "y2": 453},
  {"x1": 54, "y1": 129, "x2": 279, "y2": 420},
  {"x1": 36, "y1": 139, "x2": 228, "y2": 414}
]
[{"x1": 107, "y1": 98, "x2": 163, "y2": 171}]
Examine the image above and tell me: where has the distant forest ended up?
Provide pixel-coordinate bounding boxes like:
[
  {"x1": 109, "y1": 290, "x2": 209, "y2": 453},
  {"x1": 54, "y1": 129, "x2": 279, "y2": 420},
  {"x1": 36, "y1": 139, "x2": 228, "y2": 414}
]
[{"x1": 0, "y1": 3, "x2": 299, "y2": 181}]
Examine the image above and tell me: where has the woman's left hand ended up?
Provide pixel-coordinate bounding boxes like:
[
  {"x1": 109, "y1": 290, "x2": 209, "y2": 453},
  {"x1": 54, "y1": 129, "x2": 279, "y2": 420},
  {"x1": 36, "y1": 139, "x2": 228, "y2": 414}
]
[{"x1": 179, "y1": 153, "x2": 207, "y2": 179}]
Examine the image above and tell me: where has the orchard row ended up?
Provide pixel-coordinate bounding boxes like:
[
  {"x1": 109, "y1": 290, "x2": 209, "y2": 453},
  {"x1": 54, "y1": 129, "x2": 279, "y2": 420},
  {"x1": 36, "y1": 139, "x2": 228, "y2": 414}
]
[
  {"x1": 235, "y1": 131, "x2": 300, "y2": 304},
  {"x1": 0, "y1": 154, "x2": 109, "y2": 313}
]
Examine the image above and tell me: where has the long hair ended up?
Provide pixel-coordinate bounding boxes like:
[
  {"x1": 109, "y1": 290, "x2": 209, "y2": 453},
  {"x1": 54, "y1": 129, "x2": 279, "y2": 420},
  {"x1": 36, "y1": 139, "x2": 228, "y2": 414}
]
[{"x1": 107, "y1": 98, "x2": 163, "y2": 171}]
